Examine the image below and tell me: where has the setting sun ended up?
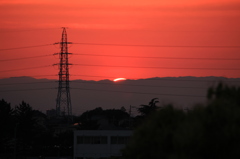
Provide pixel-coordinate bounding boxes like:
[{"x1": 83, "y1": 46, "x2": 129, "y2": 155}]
[{"x1": 113, "y1": 78, "x2": 126, "y2": 82}]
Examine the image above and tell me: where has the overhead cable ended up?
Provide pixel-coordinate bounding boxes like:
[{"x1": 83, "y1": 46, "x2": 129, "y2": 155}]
[
  {"x1": 71, "y1": 81, "x2": 206, "y2": 89},
  {"x1": 74, "y1": 43, "x2": 240, "y2": 48},
  {"x1": 71, "y1": 87, "x2": 205, "y2": 98},
  {"x1": 74, "y1": 53, "x2": 240, "y2": 61},
  {"x1": 0, "y1": 54, "x2": 52, "y2": 62},
  {"x1": 74, "y1": 64, "x2": 240, "y2": 71},
  {"x1": 71, "y1": 75, "x2": 240, "y2": 82},
  {"x1": 0, "y1": 65, "x2": 52, "y2": 73},
  {"x1": 0, "y1": 88, "x2": 55, "y2": 92},
  {"x1": 0, "y1": 44, "x2": 53, "y2": 52}
]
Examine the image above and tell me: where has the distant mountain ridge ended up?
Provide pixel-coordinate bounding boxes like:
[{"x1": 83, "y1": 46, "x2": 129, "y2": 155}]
[{"x1": 0, "y1": 76, "x2": 239, "y2": 115}]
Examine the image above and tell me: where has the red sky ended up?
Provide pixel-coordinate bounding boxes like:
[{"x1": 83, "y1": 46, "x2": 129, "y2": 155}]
[{"x1": 0, "y1": 0, "x2": 240, "y2": 81}]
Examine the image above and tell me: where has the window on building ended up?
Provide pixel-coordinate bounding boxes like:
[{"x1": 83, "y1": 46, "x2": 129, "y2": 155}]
[
  {"x1": 110, "y1": 136, "x2": 130, "y2": 145},
  {"x1": 77, "y1": 136, "x2": 84, "y2": 144},
  {"x1": 77, "y1": 136, "x2": 108, "y2": 144}
]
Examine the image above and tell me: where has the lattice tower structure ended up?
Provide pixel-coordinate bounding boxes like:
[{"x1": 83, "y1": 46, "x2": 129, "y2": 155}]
[{"x1": 55, "y1": 27, "x2": 72, "y2": 116}]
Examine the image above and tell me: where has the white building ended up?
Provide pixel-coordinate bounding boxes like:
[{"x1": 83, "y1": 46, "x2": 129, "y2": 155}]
[{"x1": 74, "y1": 130, "x2": 132, "y2": 159}]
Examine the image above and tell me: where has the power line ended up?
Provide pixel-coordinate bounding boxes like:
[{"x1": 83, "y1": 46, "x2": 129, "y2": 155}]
[
  {"x1": 0, "y1": 54, "x2": 52, "y2": 62},
  {"x1": 0, "y1": 65, "x2": 52, "y2": 73},
  {"x1": 0, "y1": 75, "x2": 57, "y2": 79},
  {"x1": 2, "y1": 74, "x2": 238, "y2": 83},
  {"x1": 71, "y1": 81, "x2": 207, "y2": 89},
  {"x1": 71, "y1": 74, "x2": 125, "y2": 79},
  {"x1": 0, "y1": 80, "x2": 207, "y2": 89},
  {"x1": 31, "y1": 75, "x2": 57, "y2": 77},
  {"x1": 71, "y1": 87, "x2": 206, "y2": 98},
  {"x1": 71, "y1": 75, "x2": 240, "y2": 82},
  {"x1": 73, "y1": 43, "x2": 240, "y2": 48},
  {"x1": 0, "y1": 86, "x2": 205, "y2": 98},
  {"x1": 2, "y1": 52, "x2": 239, "y2": 63},
  {"x1": 0, "y1": 44, "x2": 53, "y2": 52},
  {"x1": 0, "y1": 88, "x2": 55, "y2": 92},
  {"x1": 74, "y1": 53, "x2": 240, "y2": 61},
  {"x1": 0, "y1": 28, "x2": 60, "y2": 33},
  {"x1": 74, "y1": 64, "x2": 240, "y2": 71},
  {"x1": 0, "y1": 78, "x2": 238, "y2": 88},
  {"x1": 0, "y1": 81, "x2": 56, "y2": 86}
]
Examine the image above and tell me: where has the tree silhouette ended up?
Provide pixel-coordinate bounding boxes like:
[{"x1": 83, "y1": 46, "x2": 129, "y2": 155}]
[
  {"x1": 207, "y1": 82, "x2": 240, "y2": 105},
  {"x1": 0, "y1": 99, "x2": 15, "y2": 157},
  {"x1": 76, "y1": 107, "x2": 130, "y2": 130},
  {"x1": 13, "y1": 101, "x2": 36, "y2": 157},
  {"x1": 138, "y1": 98, "x2": 159, "y2": 116},
  {"x1": 0, "y1": 99, "x2": 76, "y2": 158}
]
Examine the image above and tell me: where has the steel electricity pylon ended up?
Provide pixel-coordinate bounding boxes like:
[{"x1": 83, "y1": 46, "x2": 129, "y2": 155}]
[{"x1": 54, "y1": 27, "x2": 72, "y2": 116}]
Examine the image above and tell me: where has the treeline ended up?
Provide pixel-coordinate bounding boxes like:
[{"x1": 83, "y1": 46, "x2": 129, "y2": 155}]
[
  {"x1": 122, "y1": 83, "x2": 240, "y2": 159},
  {"x1": 75, "y1": 107, "x2": 130, "y2": 130},
  {"x1": 0, "y1": 100, "x2": 73, "y2": 158},
  {"x1": 0, "y1": 100, "x2": 131, "y2": 158}
]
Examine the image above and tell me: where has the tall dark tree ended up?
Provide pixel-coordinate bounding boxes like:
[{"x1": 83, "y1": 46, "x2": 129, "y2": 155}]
[
  {"x1": 207, "y1": 82, "x2": 240, "y2": 105},
  {"x1": 13, "y1": 101, "x2": 36, "y2": 157},
  {"x1": 103, "y1": 109, "x2": 129, "y2": 127},
  {"x1": 0, "y1": 99, "x2": 15, "y2": 156}
]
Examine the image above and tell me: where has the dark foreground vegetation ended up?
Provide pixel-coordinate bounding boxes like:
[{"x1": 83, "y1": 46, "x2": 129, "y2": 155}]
[
  {"x1": 0, "y1": 100, "x2": 73, "y2": 159},
  {"x1": 1, "y1": 83, "x2": 240, "y2": 159},
  {"x1": 0, "y1": 100, "x2": 131, "y2": 158},
  {"x1": 122, "y1": 83, "x2": 240, "y2": 159}
]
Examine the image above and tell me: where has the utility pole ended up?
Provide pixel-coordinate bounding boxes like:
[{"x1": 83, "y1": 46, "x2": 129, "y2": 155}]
[
  {"x1": 128, "y1": 105, "x2": 132, "y2": 128},
  {"x1": 128, "y1": 105, "x2": 137, "y2": 128},
  {"x1": 54, "y1": 27, "x2": 72, "y2": 116}
]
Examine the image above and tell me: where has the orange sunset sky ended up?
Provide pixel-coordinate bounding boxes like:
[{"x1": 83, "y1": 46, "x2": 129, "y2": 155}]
[{"x1": 0, "y1": 0, "x2": 240, "y2": 81}]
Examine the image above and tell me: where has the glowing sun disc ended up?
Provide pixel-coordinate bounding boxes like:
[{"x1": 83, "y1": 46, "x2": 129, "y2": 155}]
[{"x1": 113, "y1": 78, "x2": 126, "y2": 82}]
